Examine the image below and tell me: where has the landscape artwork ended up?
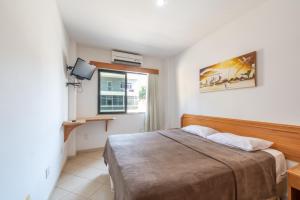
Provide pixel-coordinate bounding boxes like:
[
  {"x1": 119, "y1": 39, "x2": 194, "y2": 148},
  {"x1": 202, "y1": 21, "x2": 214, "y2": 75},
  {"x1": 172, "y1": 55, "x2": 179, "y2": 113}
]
[{"x1": 200, "y1": 51, "x2": 256, "y2": 92}]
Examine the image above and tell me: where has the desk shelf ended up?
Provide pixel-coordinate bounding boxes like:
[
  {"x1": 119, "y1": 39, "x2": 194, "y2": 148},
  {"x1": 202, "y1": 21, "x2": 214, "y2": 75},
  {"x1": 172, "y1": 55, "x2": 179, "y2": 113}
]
[{"x1": 63, "y1": 116, "x2": 116, "y2": 142}]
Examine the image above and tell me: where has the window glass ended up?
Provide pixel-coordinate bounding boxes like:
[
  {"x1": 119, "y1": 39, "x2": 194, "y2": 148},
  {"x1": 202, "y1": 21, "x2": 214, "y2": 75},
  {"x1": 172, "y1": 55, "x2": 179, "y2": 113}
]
[
  {"x1": 107, "y1": 81, "x2": 112, "y2": 91},
  {"x1": 99, "y1": 71, "x2": 126, "y2": 113},
  {"x1": 127, "y1": 73, "x2": 148, "y2": 113}
]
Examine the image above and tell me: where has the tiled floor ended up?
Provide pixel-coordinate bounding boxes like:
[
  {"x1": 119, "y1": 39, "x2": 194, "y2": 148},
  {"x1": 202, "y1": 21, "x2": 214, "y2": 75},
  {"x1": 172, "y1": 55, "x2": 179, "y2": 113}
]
[{"x1": 49, "y1": 150, "x2": 113, "y2": 200}]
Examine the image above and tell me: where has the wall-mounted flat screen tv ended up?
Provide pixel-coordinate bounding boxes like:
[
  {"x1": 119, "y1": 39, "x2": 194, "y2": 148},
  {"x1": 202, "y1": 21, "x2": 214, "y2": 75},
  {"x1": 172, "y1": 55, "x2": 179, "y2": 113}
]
[{"x1": 71, "y1": 58, "x2": 96, "y2": 80}]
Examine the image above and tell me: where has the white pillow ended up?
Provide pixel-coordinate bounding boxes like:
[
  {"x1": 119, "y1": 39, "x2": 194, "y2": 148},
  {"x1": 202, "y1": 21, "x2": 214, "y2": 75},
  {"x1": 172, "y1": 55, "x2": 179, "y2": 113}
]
[
  {"x1": 207, "y1": 133, "x2": 273, "y2": 151},
  {"x1": 182, "y1": 125, "x2": 218, "y2": 138}
]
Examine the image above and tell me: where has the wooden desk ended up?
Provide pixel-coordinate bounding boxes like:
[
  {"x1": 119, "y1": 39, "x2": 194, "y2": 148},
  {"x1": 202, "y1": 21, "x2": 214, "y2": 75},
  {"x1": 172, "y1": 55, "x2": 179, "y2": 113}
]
[
  {"x1": 288, "y1": 164, "x2": 300, "y2": 200},
  {"x1": 63, "y1": 116, "x2": 116, "y2": 142}
]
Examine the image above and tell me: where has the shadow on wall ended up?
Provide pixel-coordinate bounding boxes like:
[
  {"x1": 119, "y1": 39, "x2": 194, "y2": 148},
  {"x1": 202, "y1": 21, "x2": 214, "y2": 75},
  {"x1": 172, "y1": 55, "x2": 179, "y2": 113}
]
[{"x1": 256, "y1": 48, "x2": 264, "y2": 87}]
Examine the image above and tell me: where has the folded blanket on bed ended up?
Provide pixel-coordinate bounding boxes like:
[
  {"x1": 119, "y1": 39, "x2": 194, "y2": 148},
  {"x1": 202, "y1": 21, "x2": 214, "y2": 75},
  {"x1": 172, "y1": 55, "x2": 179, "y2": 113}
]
[{"x1": 103, "y1": 129, "x2": 276, "y2": 200}]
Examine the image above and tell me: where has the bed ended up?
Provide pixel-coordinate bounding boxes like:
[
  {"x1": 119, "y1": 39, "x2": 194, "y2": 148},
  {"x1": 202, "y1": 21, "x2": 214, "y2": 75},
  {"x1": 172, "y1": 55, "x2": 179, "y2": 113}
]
[{"x1": 103, "y1": 114, "x2": 300, "y2": 200}]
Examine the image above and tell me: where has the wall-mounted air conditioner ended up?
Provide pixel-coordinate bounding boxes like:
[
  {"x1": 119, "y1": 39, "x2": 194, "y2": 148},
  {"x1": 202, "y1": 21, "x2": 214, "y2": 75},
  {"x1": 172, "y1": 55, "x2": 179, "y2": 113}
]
[{"x1": 112, "y1": 50, "x2": 143, "y2": 66}]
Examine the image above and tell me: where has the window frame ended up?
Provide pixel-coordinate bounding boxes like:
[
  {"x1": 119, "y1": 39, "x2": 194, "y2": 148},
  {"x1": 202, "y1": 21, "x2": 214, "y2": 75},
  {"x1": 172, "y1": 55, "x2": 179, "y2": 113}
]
[
  {"x1": 98, "y1": 69, "x2": 127, "y2": 114},
  {"x1": 98, "y1": 69, "x2": 148, "y2": 114}
]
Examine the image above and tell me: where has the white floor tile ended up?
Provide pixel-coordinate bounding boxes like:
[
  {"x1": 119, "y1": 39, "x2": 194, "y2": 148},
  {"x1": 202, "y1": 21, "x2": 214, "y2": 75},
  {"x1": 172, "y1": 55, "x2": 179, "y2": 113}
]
[
  {"x1": 73, "y1": 166, "x2": 103, "y2": 180},
  {"x1": 90, "y1": 185, "x2": 114, "y2": 200},
  {"x1": 70, "y1": 179, "x2": 102, "y2": 197},
  {"x1": 79, "y1": 151, "x2": 103, "y2": 160},
  {"x1": 67, "y1": 156, "x2": 107, "y2": 171},
  {"x1": 61, "y1": 192, "x2": 89, "y2": 200},
  {"x1": 94, "y1": 172, "x2": 111, "y2": 186},
  {"x1": 48, "y1": 187, "x2": 69, "y2": 200},
  {"x1": 63, "y1": 162, "x2": 86, "y2": 175},
  {"x1": 57, "y1": 173, "x2": 90, "y2": 192}
]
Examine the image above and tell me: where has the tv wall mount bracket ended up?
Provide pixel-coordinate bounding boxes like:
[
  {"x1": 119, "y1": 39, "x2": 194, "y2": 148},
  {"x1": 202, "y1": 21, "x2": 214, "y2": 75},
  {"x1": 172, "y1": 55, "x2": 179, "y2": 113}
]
[{"x1": 66, "y1": 64, "x2": 81, "y2": 87}]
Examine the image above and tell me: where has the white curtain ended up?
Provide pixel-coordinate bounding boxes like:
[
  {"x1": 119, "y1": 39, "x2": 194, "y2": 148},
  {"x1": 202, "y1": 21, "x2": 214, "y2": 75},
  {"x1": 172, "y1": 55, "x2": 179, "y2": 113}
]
[{"x1": 145, "y1": 74, "x2": 159, "y2": 131}]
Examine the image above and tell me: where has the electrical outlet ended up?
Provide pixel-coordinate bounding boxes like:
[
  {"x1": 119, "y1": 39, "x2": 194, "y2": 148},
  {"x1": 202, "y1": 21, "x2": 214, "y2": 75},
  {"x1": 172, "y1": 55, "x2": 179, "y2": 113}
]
[{"x1": 45, "y1": 167, "x2": 50, "y2": 179}]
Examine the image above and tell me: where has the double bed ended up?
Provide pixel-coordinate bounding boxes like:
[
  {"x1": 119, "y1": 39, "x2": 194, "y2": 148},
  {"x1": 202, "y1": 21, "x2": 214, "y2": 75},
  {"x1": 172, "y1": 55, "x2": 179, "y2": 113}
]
[{"x1": 103, "y1": 114, "x2": 300, "y2": 200}]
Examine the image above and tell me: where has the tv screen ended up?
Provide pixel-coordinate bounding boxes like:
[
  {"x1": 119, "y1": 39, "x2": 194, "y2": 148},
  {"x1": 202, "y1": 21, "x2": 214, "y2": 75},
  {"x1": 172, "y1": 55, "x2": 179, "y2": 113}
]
[{"x1": 71, "y1": 58, "x2": 96, "y2": 80}]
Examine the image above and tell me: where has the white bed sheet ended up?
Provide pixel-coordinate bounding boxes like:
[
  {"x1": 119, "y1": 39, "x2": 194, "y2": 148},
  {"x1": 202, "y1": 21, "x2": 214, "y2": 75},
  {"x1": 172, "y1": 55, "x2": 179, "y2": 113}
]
[{"x1": 262, "y1": 148, "x2": 287, "y2": 183}]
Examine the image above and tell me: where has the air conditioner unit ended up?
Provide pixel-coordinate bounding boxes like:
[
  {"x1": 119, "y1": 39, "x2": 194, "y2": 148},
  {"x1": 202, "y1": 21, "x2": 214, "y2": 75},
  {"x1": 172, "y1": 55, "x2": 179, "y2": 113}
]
[{"x1": 112, "y1": 50, "x2": 143, "y2": 66}]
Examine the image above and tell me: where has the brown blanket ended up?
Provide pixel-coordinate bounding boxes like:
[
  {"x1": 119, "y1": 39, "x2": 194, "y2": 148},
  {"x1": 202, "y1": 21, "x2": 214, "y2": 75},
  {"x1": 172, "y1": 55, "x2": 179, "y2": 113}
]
[{"x1": 103, "y1": 129, "x2": 276, "y2": 200}]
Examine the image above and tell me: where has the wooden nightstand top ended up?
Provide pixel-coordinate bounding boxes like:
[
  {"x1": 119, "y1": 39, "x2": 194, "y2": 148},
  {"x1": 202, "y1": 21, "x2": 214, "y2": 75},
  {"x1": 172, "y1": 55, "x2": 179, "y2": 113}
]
[{"x1": 288, "y1": 164, "x2": 300, "y2": 177}]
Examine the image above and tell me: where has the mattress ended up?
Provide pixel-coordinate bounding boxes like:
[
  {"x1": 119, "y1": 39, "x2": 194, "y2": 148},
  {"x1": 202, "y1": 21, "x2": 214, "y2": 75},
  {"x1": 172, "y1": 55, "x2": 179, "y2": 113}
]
[{"x1": 263, "y1": 148, "x2": 287, "y2": 184}]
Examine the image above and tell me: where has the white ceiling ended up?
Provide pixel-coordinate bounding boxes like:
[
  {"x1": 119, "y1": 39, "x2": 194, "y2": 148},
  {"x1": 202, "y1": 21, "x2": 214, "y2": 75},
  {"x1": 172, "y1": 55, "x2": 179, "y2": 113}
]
[{"x1": 57, "y1": 0, "x2": 266, "y2": 57}]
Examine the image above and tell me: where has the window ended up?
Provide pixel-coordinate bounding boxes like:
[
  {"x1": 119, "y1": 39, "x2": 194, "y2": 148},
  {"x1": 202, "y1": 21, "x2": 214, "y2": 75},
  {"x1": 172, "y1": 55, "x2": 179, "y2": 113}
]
[
  {"x1": 107, "y1": 81, "x2": 112, "y2": 91},
  {"x1": 120, "y1": 82, "x2": 125, "y2": 89},
  {"x1": 127, "y1": 83, "x2": 132, "y2": 90},
  {"x1": 98, "y1": 69, "x2": 148, "y2": 114},
  {"x1": 120, "y1": 82, "x2": 133, "y2": 91}
]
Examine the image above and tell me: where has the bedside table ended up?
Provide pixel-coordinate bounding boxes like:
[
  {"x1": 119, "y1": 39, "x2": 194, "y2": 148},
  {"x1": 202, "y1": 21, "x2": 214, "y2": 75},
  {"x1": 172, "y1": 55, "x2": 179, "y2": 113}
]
[{"x1": 288, "y1": 164, "x2": 300, "y2": 200}]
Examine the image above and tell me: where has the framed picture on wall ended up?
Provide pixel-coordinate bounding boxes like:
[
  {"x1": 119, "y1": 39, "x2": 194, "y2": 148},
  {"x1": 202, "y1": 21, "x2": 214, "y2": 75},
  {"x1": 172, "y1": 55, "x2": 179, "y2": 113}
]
[{"x1": 199, "y1": 51, "x2": 256, "y2": 92}]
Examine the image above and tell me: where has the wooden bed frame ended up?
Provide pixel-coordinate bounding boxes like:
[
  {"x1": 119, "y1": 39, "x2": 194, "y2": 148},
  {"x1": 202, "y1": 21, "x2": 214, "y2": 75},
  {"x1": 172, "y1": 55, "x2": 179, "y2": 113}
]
[{"x1": 181, "y1": 114, "x2": 300, "y2": 162}]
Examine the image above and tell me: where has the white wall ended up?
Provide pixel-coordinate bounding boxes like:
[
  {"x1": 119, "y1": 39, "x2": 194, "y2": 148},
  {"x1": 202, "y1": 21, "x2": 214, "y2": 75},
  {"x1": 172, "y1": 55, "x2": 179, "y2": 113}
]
[
  {"x1": 0, "y1": 0, "x2": 73, "y2": 199},
  {"x1": 168, "y1": 0, "x2": 300, "y2": 128},
  {"x1": 74, "y1": 45, "x2": 166, "y2": 150}
]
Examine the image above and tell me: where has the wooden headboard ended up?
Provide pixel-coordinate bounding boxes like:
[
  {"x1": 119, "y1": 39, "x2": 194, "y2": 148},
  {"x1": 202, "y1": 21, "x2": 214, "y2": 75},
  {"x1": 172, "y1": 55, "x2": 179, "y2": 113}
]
[{"x1": 181, "y1": 114, "x2": 300, "y2": 162}]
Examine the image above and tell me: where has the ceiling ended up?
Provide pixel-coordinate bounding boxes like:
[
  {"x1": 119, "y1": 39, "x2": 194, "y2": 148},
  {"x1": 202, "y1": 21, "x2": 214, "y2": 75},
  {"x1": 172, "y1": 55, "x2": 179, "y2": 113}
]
[{"x1": 57, "y1": 0, "x2": 266, "y2": 57}]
